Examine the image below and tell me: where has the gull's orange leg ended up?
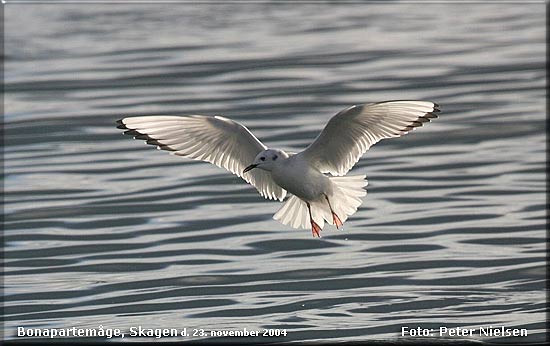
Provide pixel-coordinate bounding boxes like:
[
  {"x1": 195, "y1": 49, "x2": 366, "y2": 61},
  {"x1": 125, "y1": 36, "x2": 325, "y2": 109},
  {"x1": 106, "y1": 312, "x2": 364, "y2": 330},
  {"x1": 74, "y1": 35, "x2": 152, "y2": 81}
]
[
  {"x1": 306, "y1": 202, "x2": 322, "y2": 237},
  {"x1": 324, "y1": 194, "x2": 343, "y2": 229},
  {"x1": 311, "y1": 220, "x2": 322, "y2": 238},
  {"x1": 332, "y1": 212, "x2": 343, "y2": 229}
]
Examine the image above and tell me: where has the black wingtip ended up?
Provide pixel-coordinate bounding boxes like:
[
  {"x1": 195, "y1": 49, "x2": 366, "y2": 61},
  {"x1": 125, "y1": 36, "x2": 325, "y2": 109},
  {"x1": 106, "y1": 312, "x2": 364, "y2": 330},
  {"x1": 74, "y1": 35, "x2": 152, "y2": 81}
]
[
  {"x1": 146, "y1": 138, "x2": 163, "y2": 146},
  {"x1": 116, "y1": 119, "x2": 178, "y2": 153},
  {"x1": 134, "y1": 133, "x2": 151, "y2": 140},
  {"x1": 116, "y1": 119, "x2": 128, "y2": 129},
  {"x1": 123, "y1": 129, "x2": 140, "y2": 137},
  {"x1": 423, "y1": 102, "x2": 441, "y2": 120}
]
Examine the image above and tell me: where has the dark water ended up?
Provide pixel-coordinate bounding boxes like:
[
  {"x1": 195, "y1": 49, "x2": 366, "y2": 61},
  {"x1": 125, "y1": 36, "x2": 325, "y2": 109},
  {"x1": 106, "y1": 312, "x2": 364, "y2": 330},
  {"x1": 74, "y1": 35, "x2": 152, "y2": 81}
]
[{"x1": 3, "y1": 3, "x2": 546, "y2": 344}]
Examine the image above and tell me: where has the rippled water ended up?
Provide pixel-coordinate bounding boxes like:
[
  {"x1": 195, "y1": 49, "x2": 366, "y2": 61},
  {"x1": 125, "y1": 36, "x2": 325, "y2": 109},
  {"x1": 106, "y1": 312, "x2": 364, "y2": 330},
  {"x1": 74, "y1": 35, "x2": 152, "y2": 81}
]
[{"x1": 3, "y1": 3, "x2": 546, "y2": 344}]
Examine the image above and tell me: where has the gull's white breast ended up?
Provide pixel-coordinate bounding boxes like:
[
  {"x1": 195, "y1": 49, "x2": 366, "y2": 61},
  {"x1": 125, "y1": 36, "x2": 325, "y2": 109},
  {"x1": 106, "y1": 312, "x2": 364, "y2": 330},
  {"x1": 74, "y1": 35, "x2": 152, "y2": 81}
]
[{"x1": 271, "y1": 154, "x2": 332, "y2": 202}]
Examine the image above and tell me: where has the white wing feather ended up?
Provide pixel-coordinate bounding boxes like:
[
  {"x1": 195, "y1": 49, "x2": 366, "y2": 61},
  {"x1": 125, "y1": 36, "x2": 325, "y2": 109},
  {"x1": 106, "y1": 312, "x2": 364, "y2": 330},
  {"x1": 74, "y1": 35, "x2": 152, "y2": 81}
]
[
  {"x1": 300, "y1": 100, "x2": 440, "y2": 176},
  {"x1": 117, "y1": 115, "x2": 287, "y2": 201}
]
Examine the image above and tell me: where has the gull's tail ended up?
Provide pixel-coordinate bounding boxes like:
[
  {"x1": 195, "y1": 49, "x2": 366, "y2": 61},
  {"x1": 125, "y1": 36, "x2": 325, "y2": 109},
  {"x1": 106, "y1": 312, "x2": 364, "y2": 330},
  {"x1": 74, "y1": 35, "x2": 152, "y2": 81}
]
[
  {"x1": 328, "y1": 175, "x2": 368, "y2": 225},
  {"x1": 273, "y1": 194, "x2": 310, "y2": 229},
  {"x1": 273, "y1": 175, "x2": 368, "y2": 230}
]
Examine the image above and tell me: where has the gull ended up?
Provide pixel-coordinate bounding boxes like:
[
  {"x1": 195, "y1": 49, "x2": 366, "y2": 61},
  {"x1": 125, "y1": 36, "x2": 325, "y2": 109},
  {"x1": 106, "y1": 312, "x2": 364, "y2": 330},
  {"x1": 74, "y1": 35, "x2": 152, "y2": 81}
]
[{"x1": 117, "y1": 100, "x2": 439, "y2": 237}]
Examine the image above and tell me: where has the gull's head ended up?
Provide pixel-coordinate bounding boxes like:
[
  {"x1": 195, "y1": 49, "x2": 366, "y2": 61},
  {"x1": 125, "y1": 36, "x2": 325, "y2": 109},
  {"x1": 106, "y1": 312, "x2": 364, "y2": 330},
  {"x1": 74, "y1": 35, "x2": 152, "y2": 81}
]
[{"x1": 243, "y1": 149, "x2": 288, "y2": 174}]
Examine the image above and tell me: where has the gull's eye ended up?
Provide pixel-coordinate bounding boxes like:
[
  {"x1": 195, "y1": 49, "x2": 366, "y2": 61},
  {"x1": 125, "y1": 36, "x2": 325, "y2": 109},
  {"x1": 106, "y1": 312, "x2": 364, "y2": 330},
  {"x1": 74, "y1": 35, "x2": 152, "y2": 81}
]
[
  {"x1": 273, "y1": 155, "x2": 278, "y2": 160},
  {"x1": 260, "y1": 157, "x2": 265, "y2": 161}
]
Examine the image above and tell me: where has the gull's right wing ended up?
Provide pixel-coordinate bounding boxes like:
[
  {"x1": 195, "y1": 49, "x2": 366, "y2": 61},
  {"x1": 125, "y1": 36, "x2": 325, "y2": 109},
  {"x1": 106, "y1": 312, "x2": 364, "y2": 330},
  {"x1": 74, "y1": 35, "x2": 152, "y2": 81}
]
[
  {"x1": 117, "y1": 115, "x2": 287, "y2": 201},
  {"x1": 300, "y1": 101, "x2": 440, "y2": 176}
]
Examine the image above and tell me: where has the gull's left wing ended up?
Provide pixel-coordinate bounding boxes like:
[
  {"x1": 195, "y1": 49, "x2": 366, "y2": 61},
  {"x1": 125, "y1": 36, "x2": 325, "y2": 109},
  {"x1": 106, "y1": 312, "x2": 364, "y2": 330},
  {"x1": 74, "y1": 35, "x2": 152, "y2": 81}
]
[
  {"x1": 117, "y1": 115, "x2": 287, "y2": 201},
  {"x1": 300, "y1": 101, "x2": 440, "y2": 176}
]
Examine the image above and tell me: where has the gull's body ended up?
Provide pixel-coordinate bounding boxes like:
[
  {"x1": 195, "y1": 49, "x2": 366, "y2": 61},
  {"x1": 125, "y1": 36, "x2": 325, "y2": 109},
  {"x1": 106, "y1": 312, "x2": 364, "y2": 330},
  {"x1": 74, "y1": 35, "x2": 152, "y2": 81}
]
[
  {"x1": 117, "y1": 100, "x2": 440, "y2": 237},
  {"x1": 272, "y1": 153, "x2": 332, "y2": 202}
]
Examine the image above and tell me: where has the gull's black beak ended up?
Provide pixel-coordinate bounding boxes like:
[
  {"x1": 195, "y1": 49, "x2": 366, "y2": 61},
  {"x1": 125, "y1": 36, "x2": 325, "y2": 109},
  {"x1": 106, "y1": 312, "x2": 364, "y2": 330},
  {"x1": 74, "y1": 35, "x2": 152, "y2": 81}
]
[{"x1": 243, "y1": 164, "x2": 257, "y2": 174}]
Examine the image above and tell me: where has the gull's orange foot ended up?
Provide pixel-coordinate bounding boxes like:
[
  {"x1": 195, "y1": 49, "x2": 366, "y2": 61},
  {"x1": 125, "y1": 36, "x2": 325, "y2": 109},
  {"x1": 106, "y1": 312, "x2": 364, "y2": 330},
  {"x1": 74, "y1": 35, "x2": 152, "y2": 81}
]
[
  {"x1": 310, "y1": 220, "x2": 322, "y2": 237},
  {"x1": 332, "y1": 212, "x2": 343, "y2": 229}
]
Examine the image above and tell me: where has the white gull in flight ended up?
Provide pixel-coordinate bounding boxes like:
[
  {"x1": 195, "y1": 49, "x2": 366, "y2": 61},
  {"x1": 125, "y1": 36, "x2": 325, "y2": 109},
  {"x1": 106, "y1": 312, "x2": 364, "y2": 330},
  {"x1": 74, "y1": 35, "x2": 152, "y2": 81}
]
[{"x1": 117, "y1": 100, "x2": 439, "y2": 237}]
